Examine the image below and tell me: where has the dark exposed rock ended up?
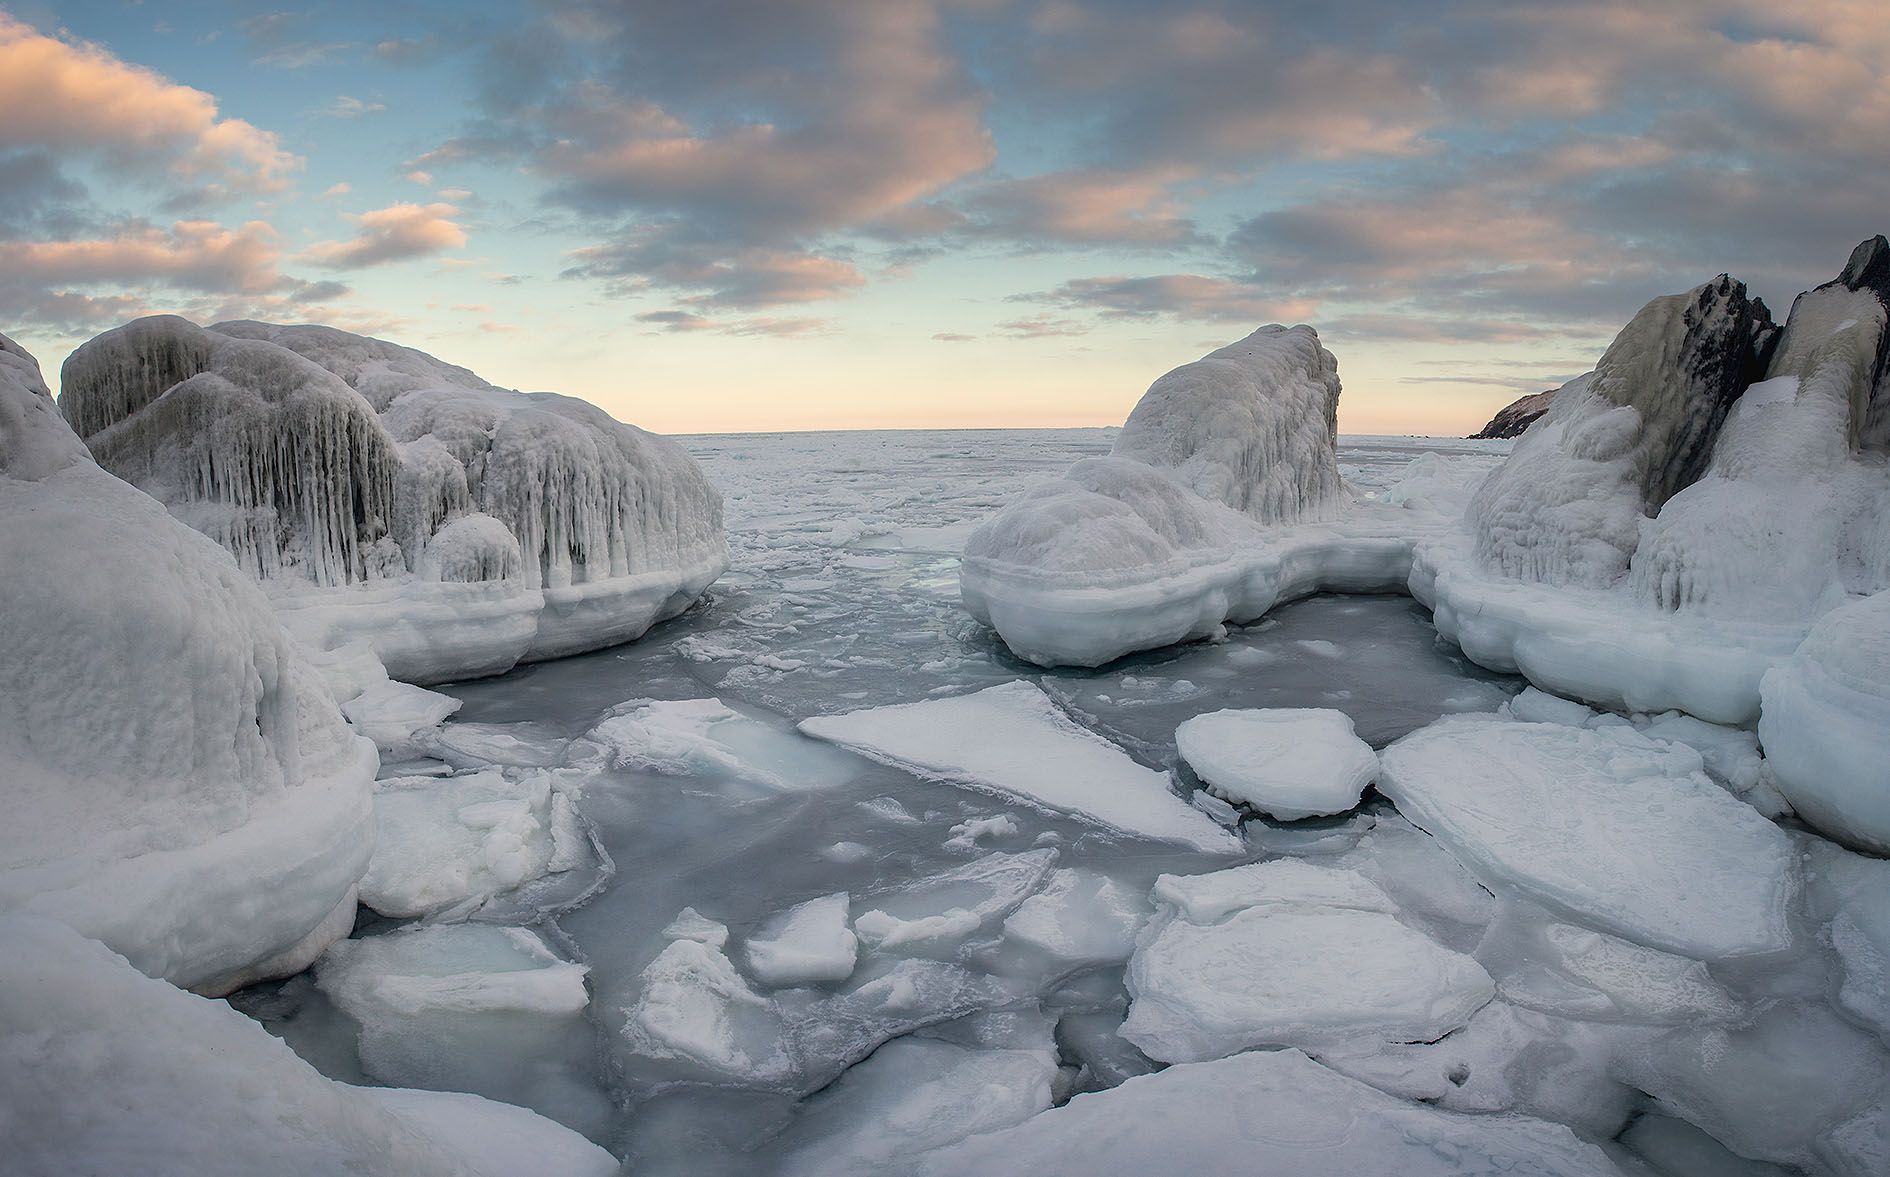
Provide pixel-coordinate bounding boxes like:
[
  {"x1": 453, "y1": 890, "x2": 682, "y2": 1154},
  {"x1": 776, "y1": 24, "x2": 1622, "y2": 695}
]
[{"x1": 1468, "y1": 389, "x2": 1557, "y2": 439}]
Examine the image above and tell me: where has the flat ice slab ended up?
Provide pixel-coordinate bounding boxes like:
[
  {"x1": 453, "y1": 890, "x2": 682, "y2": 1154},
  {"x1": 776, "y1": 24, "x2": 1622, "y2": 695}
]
[
  {"x1": 745, "y1": 892, "x2": 858, "y2": 987},
  {"x1": 912, "y1": 1048, "x2": 1624, "y2": 1177},
  {"x1": 799, "y1": 681, "x2": 1241, "y2": 853},
  {"x1": 1121, "y1": 861, "x2": 1493, "y2": 1062},
  {"x1": 1175, "y1": 707, "x2": 1378, "y2": 819},
  {"x1": 1378, "y1": 717, "x2": 1798, "y2": 959}
]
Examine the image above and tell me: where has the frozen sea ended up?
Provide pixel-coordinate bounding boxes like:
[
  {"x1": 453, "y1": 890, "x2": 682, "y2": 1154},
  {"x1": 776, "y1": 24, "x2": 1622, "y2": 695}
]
[{"x1": 241, "y1": 430, "x2": 1538, "y2": 1166}]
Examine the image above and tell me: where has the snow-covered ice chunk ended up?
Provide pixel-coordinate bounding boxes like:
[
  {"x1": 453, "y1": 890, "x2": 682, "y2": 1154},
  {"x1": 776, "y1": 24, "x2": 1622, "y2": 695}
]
[
  {"x1": 853, "y1": 850, "x2": 1058, "y2": 956},
  {"x1": 1378, "y1": 717, "x2": 1797, "y2": 958},
  {"x1": 746, "y1": 893, "x2": 858, "y2": 987},
  {"x1": 1174, "y1": 707, "x2": 1377, "y2": 819},
  {"x1": 0, "y1": 914, "x2": 614, "y2": 1177},
  {"x1": 361, "y1": 769, "x2": 570, "y2": 918},
  {"x1": 799, "y1": 682, "x2": 1240, "y2": 852},
  {"x1": 584, "y1": 697, "x2": 859, "y2": 791},
  {"x1": 427, "y1": 721, "x2": 571, "y2": 769},
  {"x1": 1475, "y1": 902, "x2": 1738, "y2": 1024},
  {"x1": 912, "y1": 1048, "x2": 1623, "y2": 1177},
  {"x1": 663, "y1": 906, "x2": 731, "y2": 948},
  {"x1": 343, "y1": 679, "x2": 462, "y2": 751},
  {"x1": 1150, "y1": 858, "x2": 1397, "y2": 926},
  {"x1": 1760, "y1": 590, "x2": 1890, "y2": 853},
  {"x1": 943, "y1": 813, "x2": 1020, "y2": 852},
  {"x1": 1618, "y1": 1113, "x2": 1795, "y2": 1177},
  {"x1": 1805, "y1": 838, "x2": 1890, "y2": 1042},
  {"x1": 1121, "y1": 864, "x2": 1493, "y2": 1062},
  {"x1": 314, "y1": 924, "x2": 603, "y2": 1131},
  {"x1": 1504, "y1": 686, "x2": 1598, "y2": 727},
  {"x1": 1, "y1": 333, "x2": 374, "y2": 994},
  {"x1": 622, "y1": 935, "x2": 792, "y2": 1086},
  {"x1": 768, "y1": 1037, "x2": 1056, "y2": 1177},
  {"x1": 1001, "y1": 868, "x2": 1150, "y2": 971}
]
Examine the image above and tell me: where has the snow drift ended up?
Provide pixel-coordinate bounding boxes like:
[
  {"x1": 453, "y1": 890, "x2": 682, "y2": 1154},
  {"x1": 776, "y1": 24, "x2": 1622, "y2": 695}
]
[
  {"x1": 0, "y1": 331, "x2": 374, "y2": 994},
  {"x1": 60, "y1": 316, "x2": 726, "y2": 682}
]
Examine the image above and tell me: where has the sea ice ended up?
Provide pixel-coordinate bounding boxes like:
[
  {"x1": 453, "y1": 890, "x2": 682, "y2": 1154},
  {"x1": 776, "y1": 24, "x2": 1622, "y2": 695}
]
[
  {"x1": 0, "y1": 914, "x2": 614, "y2": 1177},
  {"x1": 1000, "y1": 868, "x2": 1150, "y2": 972},
  {"x1": 1174, "y1": 707, "x2": 1377, "y2": 819},
  {"x1": 0, "y1": 333, "x2": 375, "y2": 994},
  {"x1": 1378, "y1": 717, "x2": 1798, "y2": 958},
  {"x1": 361, "y1": 768, "x2": 574, "y2": 918},
  {"x1": 911, "y1": 1048, "x2": 1624, "y2": 1176},
  {"x1": 852, "y1": 849, "x2": 1058, "y2": 957},
  {"x1": 582, "y1": 697, "x2": 859, "y2": 792},
  {"x1": 343, "y1": 678, "x2": 463, "y2": 753},
  {"x1": 1120, "y1": 862, "x2": 1493, "y2": 1062},
  {"x1": 799, "y1": 681, "x2": 1241, "y2": 852},
  {"x1": 1804, "y1": 838, "x2": 1890, "y2": 1041},
  {"x1": 745, "y1": 892, "x2": 858, "y2": 987}
]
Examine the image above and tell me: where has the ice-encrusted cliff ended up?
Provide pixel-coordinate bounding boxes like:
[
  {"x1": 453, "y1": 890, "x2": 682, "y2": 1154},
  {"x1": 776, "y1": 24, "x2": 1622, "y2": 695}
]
[
  {"x1": 0, "y1": 330, "x2": 375, "y2": 994},
  {"x1": 59, "y1": 317, "x2": 727, "y2": 682},
  {"x1": 1469, "y1": 389, "x2": 1557, "y2": 439}
]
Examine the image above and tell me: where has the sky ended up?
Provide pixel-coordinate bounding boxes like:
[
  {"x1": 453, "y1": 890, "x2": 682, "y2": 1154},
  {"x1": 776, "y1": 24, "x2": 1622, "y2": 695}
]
[{"x1": 1, "y1": 1, "x2": 1887, "y2": 435}]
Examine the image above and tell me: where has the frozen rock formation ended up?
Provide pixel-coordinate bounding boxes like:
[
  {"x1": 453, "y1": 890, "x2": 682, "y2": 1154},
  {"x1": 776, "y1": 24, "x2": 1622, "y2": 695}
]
[
  {"x1": 912, "y1": 1047, "x2": 1624, "y2": 1177},
  {"x1": 1174, "y1": 707, "x2": 1378, "y2": 819},
  {"x1": 1377, "y1": 717, "x2": 1797, "y2": 959},
  {"x1": 0, "y1": 914, "x2": 617, "y2": 1177},
  {"x1": 959, "y1": 325, "x2": 1427, "y2": 666},
  {"x1": 1470, "y1": 388, "x2": 1558, "y2": 439},
  {"x1": 0, "y1": 332, "x2": 375, "y2": 994},
  {"x1": 59, "y1": 316, "x2": 725, "y2": 682}
]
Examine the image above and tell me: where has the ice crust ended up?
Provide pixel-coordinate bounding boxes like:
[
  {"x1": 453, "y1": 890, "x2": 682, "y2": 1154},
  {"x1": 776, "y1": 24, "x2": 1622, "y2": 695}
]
[
  {"x1": 1175, "y1": 707, "x2": 1377, "y2": 819},
  {"x1": 800, "y1": 681, "x2": 1241, "y2": 852},
  {"x1": 0, "y1": 331, "x2": 375, "y2": 994},
  {"x1": 59, "y1": 315, "x2": 726, "y2": 682}
]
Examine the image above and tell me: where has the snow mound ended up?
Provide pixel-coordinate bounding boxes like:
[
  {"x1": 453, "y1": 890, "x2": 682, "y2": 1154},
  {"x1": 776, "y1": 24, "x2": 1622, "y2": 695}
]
[
  {"x1": 799, "y1": 681, "x2": 1241, "y2": 852},
  {"x1": 912, "y1": 1047, "x2": 1624, "y2": 1177},
  {"x1": 0, "y1": 913, "x2": 615, "y2": 1177},
  {"x1": 1760, "y1": 590, "x2": 1890, "y2": 853},
  {"x1": 1111, "y1": 324, "x2": 1343, "y2": 521},
  {"x1": 1121, "y1": 861, "x2": 1493, "y2": 1062},
  {"x1": 0, "y1": 332, "x2": 374, "y2": 994},
  {"x1": 1175, "y1": 707, "x2": 1377, "y2": 819},
  {"x1": 1378, "y1": 717, "x2": 1797, "y2": 959},
  {"x1": 59, "y1": 315, "x2": 725, "y2": 683}
]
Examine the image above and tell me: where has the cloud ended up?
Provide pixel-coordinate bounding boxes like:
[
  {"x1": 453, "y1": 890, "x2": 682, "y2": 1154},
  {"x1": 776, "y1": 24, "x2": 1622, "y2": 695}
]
[
  {"x1": 995, "y1": 314, "x2": 1088, "y2": 339},
  {"x1": 568, "y1": 235, "x2": 865, "y2": 307},
  {"x1": 633, "y1": 309, "x2": 827, "y2": 336},
  {"x1": 300, "y1": 203, "x2": 467, "y2": 268},
  {"x1": 932, "y1": 331, "x2": 975, "y2": 343},
  {"x1": 1020, "y1": 273, "x2": 1317, "y2": 323},
  {"x1": 322, "y1": 96, "x2": 384, "y2": 119},
  {"x1": 319, "y1": 182, "x2": 351, "y2": 199},
  {"x1": 963, "y1": 166, "x2": 1199, "y2": 247},
  {"x1": 0, "y1": 219, "x2": 283, "y2": 293},
  {"x1": 0, "y1": 13, "x2": 298, "y2": 193}
]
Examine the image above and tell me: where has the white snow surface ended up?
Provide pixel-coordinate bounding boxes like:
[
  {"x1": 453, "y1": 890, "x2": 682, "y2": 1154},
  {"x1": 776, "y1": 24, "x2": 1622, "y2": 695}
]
[
  {"x1": 0, "y1": 332, "x2": 375, "y2": 994},
  {"x1": 799, "y1": 681, "x2": 1241, "y2": 852},
  {"x1": 0, "y1": 914, "x2": 615, "y2": 1177},
  {"x1": 1175, "y1": 707, "x2": 1378, "y2": 819},
  {"x1": 745, "y1": 892, "x2": 859, "y2": 987},
  {"x1": 912, "y1": 1048, "x2": 1625, "y2": 1177},
  {"x1": 58, "y1": 315, "x2": 726, "y2": 683},
  {"x1": 1378, "y1": 717, "x2": 1798, "y2": 959}
]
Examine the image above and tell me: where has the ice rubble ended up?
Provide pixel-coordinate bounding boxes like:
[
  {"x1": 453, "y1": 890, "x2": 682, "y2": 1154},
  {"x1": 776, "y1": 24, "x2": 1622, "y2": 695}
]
[
  {"x1": 0, "y1": 914, "x2": 617, "y2": 1177},
  {"x1": 0, "y1": 331, "x2": 375, "y2": 995},
  {"x1": 1378, "y1": 717, "x2": 1798, "y2": 959},
  {"x1": 912, "y1": 1047, "x2": 1624, "y2": 1177},
  {"x1": 1120, "y1": 861, "x2": 1494, "y2": 1063},
  {"x1": 800, "y1": 681, "x2": 1241, "y2": 852},
  {"x1": 59, "y1": 315, "x2": 726, "y2": 683},
  {"x1": 1174, "y1": 707, "x2": 1378, "y2": 819}
]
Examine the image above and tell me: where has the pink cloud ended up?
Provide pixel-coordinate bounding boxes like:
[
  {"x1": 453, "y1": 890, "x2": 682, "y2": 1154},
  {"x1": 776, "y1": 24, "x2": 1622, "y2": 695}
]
[{"x1": 300, "y1": 203, "x2": 468, "y2": 269}]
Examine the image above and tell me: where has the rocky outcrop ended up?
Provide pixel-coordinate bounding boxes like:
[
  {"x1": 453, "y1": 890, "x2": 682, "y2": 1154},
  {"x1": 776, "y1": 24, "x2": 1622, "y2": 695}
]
[{"x1": 1469, "y1": 389, "x2": 1557, "y2": 439}]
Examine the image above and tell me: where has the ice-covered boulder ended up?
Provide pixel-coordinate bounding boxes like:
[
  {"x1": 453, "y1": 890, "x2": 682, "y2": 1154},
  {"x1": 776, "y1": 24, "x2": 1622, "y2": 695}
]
[
  {"x1": 1378, "y1": 717, "x2": 1798, "y2": 959},
  {"x1": 959, "y1": 325, "x2": 1425, "y2": 666},
  {"x1": 1469, "y1": 276, "x2": 1776, "y2": 588},
  {"x1": 1760, "y1": 590, "x2": 1890, "y2": 853},
  {"x1": 1174, "y1": 707, "x2": 1378, "y2": 819},
  {"x1": 0, "y1": 332, "x2": 375, "y2": 994},
  {"x1": 0, "y1": 914, "x2": 617, "y2": 1177},
  {"x1": 912, "y1": 1047, "x2": 1625, "y2": 1176},
  {"x1": 59, "y1": 316, "x2": 726, "y2": 682}
]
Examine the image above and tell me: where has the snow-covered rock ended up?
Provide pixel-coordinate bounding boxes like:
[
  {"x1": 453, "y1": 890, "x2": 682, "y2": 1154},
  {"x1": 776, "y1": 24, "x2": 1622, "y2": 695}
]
[
  {"x1": 1120, "y1": 861, "x2": 1493, "y2": 1062},
  {"x1": 1760, "y1": 590, "x2": 1890, "y2": 853},
  {"x1": 0, "y1": 332, "x2": 375, "y2": 994},
  {"x1": 59, "y1": 315, "x2": 725, "y2": 683},
  {"x1": 912, "y1": 1047, "x2": 1625, "y2": 1176},
  {"x1": 745, "y1": 893, "x2": 858, "y2": 987},
  {"x1": 0, "y1": 914, "x2": 616, "y2": 1177},
  {"x1": 1470, "y1": 388, "x2": 1558, "y2": 439},
  {"x1": 1174, "y1": 707, "x2": 1378, "y2": 819},
  {"x1": 1378, "y1": 717, "x2": 1797, "y2": 959},
  {"x1": 800, "y1": 681, "x2": 1241, "y2": 852}
]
